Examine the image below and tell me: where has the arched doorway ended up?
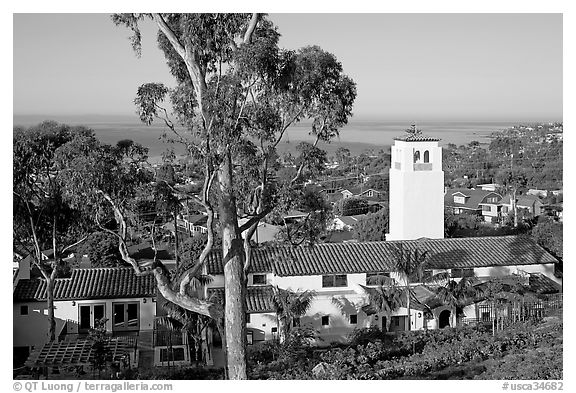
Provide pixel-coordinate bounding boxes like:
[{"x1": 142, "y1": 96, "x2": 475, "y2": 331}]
[{"x1": 439, "y1": 310, "x2": 451, "y2": 329}]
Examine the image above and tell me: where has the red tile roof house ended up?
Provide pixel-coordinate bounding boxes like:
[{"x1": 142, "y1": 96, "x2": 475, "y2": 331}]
[
  {"x1": 14, "y1": 236, "x2": 561, "y2": 370},
  {"x1": 444, "y1": 188, "x2": 503, "y2": 223},
  {"x1": 203, "y1": 235, "x2": 561, "y2": 352},
  {"x1": 12, "y1": 267, "x2": 188, "y2": 370}
]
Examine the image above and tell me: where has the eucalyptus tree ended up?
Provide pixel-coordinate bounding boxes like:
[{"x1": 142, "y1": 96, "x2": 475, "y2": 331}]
[
  {"x1": 110, "y1": 13, "x2": 356, "y2": 379},
  {"x1": 13, "y1": 121, "x2": 95, "y2": 341}
]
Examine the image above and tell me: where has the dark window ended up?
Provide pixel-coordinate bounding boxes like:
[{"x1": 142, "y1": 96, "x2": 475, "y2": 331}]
[
  {"x1": 20, "y1": 305, "x2": 28, "y2": 316},
  {"x1": 321, "y1": 316, "x2": 330, "y2": 326},
  {"x1": 322, "y1": 274, "x2": 347, "y2": 288},
  {"x1": 414, "y1": 150, "x2": 420, "y2": 163},
  {"x1": 94, "y1": 304, "x2": 105, "y2": 325},
  {"x1": 247, "y1": 331, "x2": 253, "y2": 345},
  {"x1": 252, "y1": 274, "x2": 266, "y2": 285},
  {"x1": 424, "y1": 150, "x2": 430, "y2": 163},
  {"x1": 271, "y1": 327, "x2": 277, "y2": 333},
  {"x1": 350, "y1": 314, "x2": 358, "y2": 324},
  {"x1": 246, "y1": 313, "x2": 251, "y2": 324},
  {"x1": 451, "y1": 268, "x2": 474, "y2": 278},
  {"x1": 366, "y1": 272, "x2": 391, "y2": 285},
  {"x1": 113, "y1": 302, "x2": 139, "y2": 331},
  {"x1": 292, "y1": 317, "x2": 300, "y2": 327}
]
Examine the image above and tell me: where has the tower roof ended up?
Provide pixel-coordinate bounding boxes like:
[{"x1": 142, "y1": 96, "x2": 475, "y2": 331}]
[{"x1": 394, "y1": 134, "x2": 440, "y2": 142}]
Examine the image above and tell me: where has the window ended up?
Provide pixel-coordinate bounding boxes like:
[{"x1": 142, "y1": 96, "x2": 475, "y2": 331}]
[
  {"x1": 366, "y1": 190, "x2": 373, "y2": 197},
  {"x1": 424, "y1": 150, "x2": 430, "y2": 163},
  {"x1": 246, "y1": 313, "x2": 251, "y2": 324},
  {"x1": 321, "y1": 316, "x2": 330, "y2": 326},
  {"x1": 271, "y1": 327, "x2": 278, "y2": 333},
  {"x1": 79, "y1": 304, "x2": 105, "y2": 333},
  {"x1": 247, "y1": 331, "x2": 253, "y2": 345},
  {"x1": 366, "y1": 272, "x2": 391, "y2": 285},
  {"x1": 451, "y1": 268, "x2": 474, "y2": 278},
  {"x1": 350, "y1": 314, "x2": 358, "y2": 324},
  {"x1": 160, "y1": 347, "x2": 185, "y2": 362},
  {"x1": 322, "y1": 274, "x2": 348, "y2": 288},
  {"x1": 113, "y1": 302, "x2": 139, "y2": 331},
  {"x1": 482, "y1": 205, "x2": 491, "y2": 212},
  {"x1": 20, "y1": 305, "x2": 28, "y2": 316},
  {"x1": 292, "y1": 317, "x2": 301, "y2": 328},
  {"x1": 252, "y1": 274, "x2": 266, "y2": 285},
  {"x1": 413, "y1": 150, "x2": 420, "y2": 163},
  {"x1": 454, "y1": 196, "x2": 466, "y2": 204}
]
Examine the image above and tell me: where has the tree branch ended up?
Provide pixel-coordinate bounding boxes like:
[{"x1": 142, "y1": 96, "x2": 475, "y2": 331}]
[{"x1": 243, "y1": 13, "x2": 261, "y2": 44}]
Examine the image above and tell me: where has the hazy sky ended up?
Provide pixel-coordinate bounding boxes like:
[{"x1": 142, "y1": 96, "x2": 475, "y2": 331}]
[{"x1": 13, "y1": 13, "x2": 562, "y2": 121}]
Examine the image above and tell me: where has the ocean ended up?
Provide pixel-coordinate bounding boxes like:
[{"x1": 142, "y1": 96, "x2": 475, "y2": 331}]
[{"x1": 13, "y1": 114, "x2": 519, "y2": 161}]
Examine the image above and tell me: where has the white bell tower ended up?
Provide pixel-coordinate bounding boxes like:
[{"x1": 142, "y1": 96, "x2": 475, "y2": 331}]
[{"x1": 386, "y1": 134, "x2": 444, "y2": 240}]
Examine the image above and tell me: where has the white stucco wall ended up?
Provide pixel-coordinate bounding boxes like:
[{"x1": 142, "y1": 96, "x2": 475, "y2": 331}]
[
  {"x1": 13, "y1": 302, "x2": 54, "y2": 349},
  {"x1": 247, "y1": 312, "x2": 277, "y2": 342},
  {"x1": 13, "y1": 297, "x2": 156, "y2": 350}
]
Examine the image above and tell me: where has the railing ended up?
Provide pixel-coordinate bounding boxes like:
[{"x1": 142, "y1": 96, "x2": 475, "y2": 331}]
[
  {"x1": 461, "y1": 295, "x2": 562, "y2": 328},
  {"x1": 153, "y1": 330, "x2": 187, "y2": 347}
]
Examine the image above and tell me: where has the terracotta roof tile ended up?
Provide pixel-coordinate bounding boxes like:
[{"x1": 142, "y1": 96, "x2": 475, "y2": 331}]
[
  {"x1": 394, "y1": 134, "x2": 440, "y2": 142},
  {"x1": 208, "y1": 236, "x2": 557, "y2": 277},
  {"x1": 208, "y1": 286, "x2": 275, "y2": 313},
  {"x1": 528, "y1": 273, "x2": 562, "y2": 294},
  {"x1": 13, "y1": 268, "x2": 156, "y2": 302}
]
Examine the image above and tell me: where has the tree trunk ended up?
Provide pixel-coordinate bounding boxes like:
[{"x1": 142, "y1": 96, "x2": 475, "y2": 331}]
[
  {"x1": 219, "y1": 155, "x2": 247, "y2": 380},
  {"x1": 406, "y1": 288, "x2": 411, "y2": 331},
  {"x1": 47, "y1": 277, "x2": 56, "y2": 342},
  {"x1": 173, "y1": 211, "x2": 180, "y2": 270}
]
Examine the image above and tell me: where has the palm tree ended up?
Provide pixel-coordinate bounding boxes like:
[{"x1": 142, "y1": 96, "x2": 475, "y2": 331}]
[
  {"x1": 434, "y1": 275, "x2": 482, "y2": 325},
  {"x1": 359, "y1": 282, "x2": 404, "y2": 332},
  {"x1": 391, "y1": 244, "x2": 431, "y2": 331},
  {"x1": 271, "y1": 286, "x2": 316, "y2": 343}
]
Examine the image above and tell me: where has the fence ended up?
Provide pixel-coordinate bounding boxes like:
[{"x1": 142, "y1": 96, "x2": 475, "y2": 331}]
[{"x1": 461, "y1": 293, "x2": 562, "y2": 328}]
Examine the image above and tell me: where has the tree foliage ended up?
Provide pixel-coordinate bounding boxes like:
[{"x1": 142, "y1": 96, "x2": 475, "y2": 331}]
[{"x1": 353, "y1": 209, "x2": 389, "y2": 242}]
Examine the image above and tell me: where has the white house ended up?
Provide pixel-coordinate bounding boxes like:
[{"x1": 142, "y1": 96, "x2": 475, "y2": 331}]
[
  {"x1": 12, "y1": 267, "x2": 191, "y2": 369},
  {"x1": 203, "y1": 235, "x2": 561, "y2": 352}
]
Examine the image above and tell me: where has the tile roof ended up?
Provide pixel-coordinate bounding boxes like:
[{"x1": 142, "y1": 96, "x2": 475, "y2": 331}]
[
  {"x1": 394, "y1": 134, "x2": 440, "y2": 142},
  {"x1": 528, "y1": 273, "x2": 562, "y2": 294},
  {"x1": 207, "y1": 236, "x2": 557, "y2": 277},
  {"x1": 206, "y1": 247, "x2": 275, "y2": 275},
  {"x1": 208, "y1": 286, "x2": 275, "y2": 313},
  {"x1": 13, "y1": 268, "x2": 156, "y2": 302}
]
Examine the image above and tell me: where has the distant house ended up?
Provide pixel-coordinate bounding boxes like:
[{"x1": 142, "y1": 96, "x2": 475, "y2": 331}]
[
  {"x1": 176, "y1": 213, "x2": 209, "y2": 236},
  {"x1": 282, "y1": 210, "x2": 309, "y2": 223},
  {"x1": 476, "y1": 183, "x2": 501, "y2": 192},
  {"x1": 238, "y1": 219, "x2": 281, "y2": 244},
  {"x1": 500, "y1": 194, "x2": 544, "y2": 217},
  {"x1": 328, "y1": 214, "x2": 368, "y2": 231},
  {"x1": 444, "y1": 188, "x2": 502, "y2": 223},
  {"x1": 527, "y1": 189, "x2": 549, "y2": 198}
]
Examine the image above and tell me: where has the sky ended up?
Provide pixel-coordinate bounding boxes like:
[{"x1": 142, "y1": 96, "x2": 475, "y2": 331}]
[{"x1": 13, "y1": 13, "x2": 562, "y2": 122}]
